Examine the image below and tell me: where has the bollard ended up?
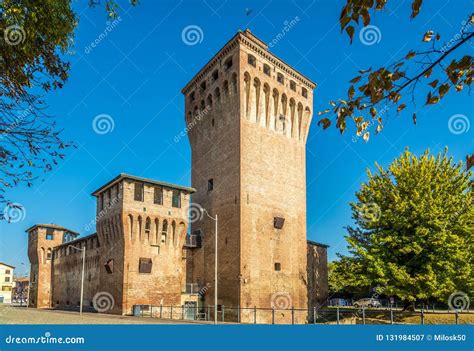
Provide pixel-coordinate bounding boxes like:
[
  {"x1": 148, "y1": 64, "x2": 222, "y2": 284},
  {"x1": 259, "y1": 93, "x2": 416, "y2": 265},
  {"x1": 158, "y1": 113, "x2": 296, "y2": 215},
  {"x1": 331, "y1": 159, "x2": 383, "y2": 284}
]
[
  {"x1": 182, "y1": 305, "x2": 184, "y2": 320},
  {"x1": 390, "y1": 306, "x2": 393, "y2": 324},
  {"x1": 455, "y1": 310, "x2": 459, "y2": 324},
  {"x1": 160, "y1": 304, "x2": 163, "y2": 319},
  {"x1": 421, "y1": 308, "x2": 424, "y2": 324},
  {"x1": 313, "y1": 306, "x2": 316, "y2": 324},
  {"x1": 362, "y1": 307, "x2": 366, "y2": 325},
  {"x1": 336, "y1": 306, "x2": 340, "y2": 325},
  {"x1": 222, "y1": 305, "x2": 225, "y2": 322},
  {"x1": 254, "y1": 306, "x2": 257, "y2": 324},
  {"x1": 272, "y1": 307, "x2": 275, "y2": 324},
  {"x1": 237, "y1": 305, "x2": 240, "y2": 323},
  {"x1": 207, "y1": 305, "x2": 210, "y2": 321},
  {"x1": 170, "y1": 305, "x2": 173, "y2": 319}
]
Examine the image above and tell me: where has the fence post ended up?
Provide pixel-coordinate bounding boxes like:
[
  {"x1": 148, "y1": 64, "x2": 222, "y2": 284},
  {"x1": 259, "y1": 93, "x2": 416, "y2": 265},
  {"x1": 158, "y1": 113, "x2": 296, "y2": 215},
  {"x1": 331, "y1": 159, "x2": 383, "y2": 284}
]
[
  {"x1": 421, "y1": 308, "x2": 424, "y2": 324},
  {"x1": 170, "y1": 305, "x2": 173, "y2": 320},
  {"x1": 291, "y1": 306, "x2": 295, "y2": 325},
  {"x1": 254, "y1": 306, "x2": 257, "y2": 324},
  {"x1": 272, "y1": 307, "x2": 275, "y2": 324},
  {"x1": 181, "y1": 305, "x2": 184, "y2": 320},
  {"x1": 455, "y1": 309, "x2": 459, "y2": 324},
  {"x1": 362, "y1": 307, "x2": 366, "y2": 325},
  {"x1": 237, "y1": 305, "x2": 240, "y2": 323},
  {"x1": 222, "y1": 305, "x2": 225, "y2": 322},
  {"x1": 160, "y1": 304, "x2": 163, "y2": 319},
  {"x1": 336, "y1": 306, "x2": 340, "y2": 325}
]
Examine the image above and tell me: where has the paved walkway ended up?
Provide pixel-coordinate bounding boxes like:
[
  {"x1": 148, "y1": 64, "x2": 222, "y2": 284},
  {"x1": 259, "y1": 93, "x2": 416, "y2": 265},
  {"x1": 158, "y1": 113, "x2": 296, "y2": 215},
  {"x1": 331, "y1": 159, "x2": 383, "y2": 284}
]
[{"x1": 0, "y1": 305, "x2": 208, "y2": 324}]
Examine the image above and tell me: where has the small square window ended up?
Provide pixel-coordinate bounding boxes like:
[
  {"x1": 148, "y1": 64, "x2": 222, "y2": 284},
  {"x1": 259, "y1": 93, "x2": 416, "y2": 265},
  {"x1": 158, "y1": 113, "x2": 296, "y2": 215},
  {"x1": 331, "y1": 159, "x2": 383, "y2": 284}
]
[
  {"x1": 302, "y1": 87, "x2": 308, "y2": 98},
  {"x1": 46, "y1": 229, "x2": 54, "y2": 240},
  {"x1": 5, "y1": 270, "x2": 10, "y2": 275},
  {"x1": 172, "y1": 190, "x2": 181, "y2": 208},
  {"x1": 5, "y1": 277, "x2": 10, "y2": 282},
  {"x1": 274, "y1": 263, "x2": 281, "y2": 271},
  {"x1": 263, "y1": 64, "x2": 271, "y2": 76},
  {"x1": 208, "y1": 179, "x2": 214, "y2": 191},
  {"x1": 290, "y1": 80, "x2": 296, "y2": 91},
  {"x1": 134, "y1": 182, "x2": 144, "y2": 202},
  {"x1": 154, "y1": 186, "x2": 163, "y2": 205},
  {"x1": 248, "y1": 54, "x2": 256, "y2": 67},
  {"x1": 277, "y1": 73, "x2": 284, "y2": 84},
  {"x1": 139, "y1": 257, "x2": 152, "y2": 273}
]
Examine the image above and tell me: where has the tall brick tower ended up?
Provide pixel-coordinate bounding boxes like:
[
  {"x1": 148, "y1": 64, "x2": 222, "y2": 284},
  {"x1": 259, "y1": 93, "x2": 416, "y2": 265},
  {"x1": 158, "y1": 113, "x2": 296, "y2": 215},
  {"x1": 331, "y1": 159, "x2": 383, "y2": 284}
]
[
  {"x1": 182, "y1": 29, "x2": 315, "y2": 323},
  {"x1": 26, "y1": 224, "x2": 79, "y2": 308}
]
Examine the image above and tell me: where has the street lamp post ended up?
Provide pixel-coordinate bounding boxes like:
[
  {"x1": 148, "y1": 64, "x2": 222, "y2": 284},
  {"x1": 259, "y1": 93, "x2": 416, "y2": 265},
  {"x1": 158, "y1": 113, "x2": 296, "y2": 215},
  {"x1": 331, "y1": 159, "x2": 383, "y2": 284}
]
[
  {"x1": 201, "y1": 208, "x2": 218, "y2": 324},
  {"x1": 69, "y1": 244, "x2": 86, "y2": 315}
]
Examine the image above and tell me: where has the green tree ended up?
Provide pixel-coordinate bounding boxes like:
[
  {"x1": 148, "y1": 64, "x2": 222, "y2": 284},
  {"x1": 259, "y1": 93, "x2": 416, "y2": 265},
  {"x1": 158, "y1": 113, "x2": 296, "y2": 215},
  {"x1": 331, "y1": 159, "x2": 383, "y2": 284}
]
[
  {"x1": 318, "y1": 1, "x2": 473, "y2": 169},
  {"x1": 0, "y1": 0, "x2": 135, "y2": 220},
  {"x1": 333, "y1": 149, "x2": 473, "y2": 309}
]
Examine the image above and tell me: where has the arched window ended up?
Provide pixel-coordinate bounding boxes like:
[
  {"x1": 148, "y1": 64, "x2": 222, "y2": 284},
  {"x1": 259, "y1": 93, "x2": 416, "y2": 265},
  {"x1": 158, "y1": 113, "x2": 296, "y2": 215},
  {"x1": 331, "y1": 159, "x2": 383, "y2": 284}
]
[
  {"x1": 41, "y1": 247, "x2": 45, "y2": 264},
  {"x1": 47, "y1": 248, "x2": 52, "y2": 261},
  {"x1": 214, "y1": 87, "x2": 221, "y2": 103},
  {"x1": 231, "y1": 73, "x2": 238, "y2": 94},
  {"x1": 277, "y1": 73, "x2": 284, "y2": 84},
  {"x1": 138, "y1": 216, "x2": 143, "y2": 241},
  {"x1": 161, "y1": 220, "x2": 168, "y2": 244},
  {"x1": 172, "y1": 221, "x2": 176, "y2": 246},
  {"x1": 128, "y1": 214, "x2": 134, "y2": 240},
  {"x1": 145, "y1": 217, "x2": 151, "y2": 242},
  {"x1": 206, "y1": 94, "x2": 213, "y2": 108},
  {"x1": 223, "y1": 81, "x2": 229, "y2": 96},
  {"x1": 301, "y1": 87, "x2": 308, "y2": 98},
  {"x1": 155, "y1": 218, "x2": 160, "y2": 244}
]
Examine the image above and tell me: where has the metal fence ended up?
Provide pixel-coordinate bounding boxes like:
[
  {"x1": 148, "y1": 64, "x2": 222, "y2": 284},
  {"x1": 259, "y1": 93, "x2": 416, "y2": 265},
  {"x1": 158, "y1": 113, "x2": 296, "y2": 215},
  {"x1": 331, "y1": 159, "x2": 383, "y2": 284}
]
[{"x1": 132, "y1": 305, "x2": 473, "y2": 324}]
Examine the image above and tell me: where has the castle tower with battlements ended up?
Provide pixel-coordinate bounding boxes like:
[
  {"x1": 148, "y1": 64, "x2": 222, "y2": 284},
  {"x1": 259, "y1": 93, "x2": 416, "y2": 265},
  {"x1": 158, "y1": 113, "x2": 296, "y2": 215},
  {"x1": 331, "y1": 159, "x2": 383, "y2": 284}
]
[{"x1": 182, "y1": 29, "x2": 316, "y2": 323}]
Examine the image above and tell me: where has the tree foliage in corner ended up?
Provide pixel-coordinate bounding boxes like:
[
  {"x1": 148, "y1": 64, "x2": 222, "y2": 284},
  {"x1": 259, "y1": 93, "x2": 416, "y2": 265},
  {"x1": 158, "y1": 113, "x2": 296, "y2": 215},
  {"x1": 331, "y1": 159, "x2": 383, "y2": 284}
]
[
  {"x1": 318, "y1": 0, "x2": 473, "y2": 168},
  {"x1": 0, "y1": 0, "x2": 136, "y2": 220},
  {"x1": 331, "y1": 149, "x2": 473, "y2": 308}
]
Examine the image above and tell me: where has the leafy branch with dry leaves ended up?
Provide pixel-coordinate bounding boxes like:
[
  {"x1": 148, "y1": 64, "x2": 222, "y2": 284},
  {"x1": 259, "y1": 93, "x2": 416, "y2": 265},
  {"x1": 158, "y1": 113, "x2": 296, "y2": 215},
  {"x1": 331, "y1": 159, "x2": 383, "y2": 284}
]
[{"x1": 318, "y1": 0, "x2": 473, "y2": 169}]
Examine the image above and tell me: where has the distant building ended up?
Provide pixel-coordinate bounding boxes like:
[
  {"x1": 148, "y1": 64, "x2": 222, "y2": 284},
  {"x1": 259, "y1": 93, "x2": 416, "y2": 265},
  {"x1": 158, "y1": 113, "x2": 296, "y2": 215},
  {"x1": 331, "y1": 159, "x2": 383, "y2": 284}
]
[
  {"x1": 25, "y1": 29, "x2": 328, "y2": 322},
  {"x1": 0, "y1": 262, "x2": 15, "y2": 304},
  {"x1": 12, "y1": 277, "x2": 29, "y2": 305}
]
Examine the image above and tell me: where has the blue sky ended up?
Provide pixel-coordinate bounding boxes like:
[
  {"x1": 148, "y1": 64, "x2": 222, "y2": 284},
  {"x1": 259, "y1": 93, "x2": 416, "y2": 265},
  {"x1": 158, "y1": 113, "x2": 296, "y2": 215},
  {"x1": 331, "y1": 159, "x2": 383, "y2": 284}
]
[{"x1": 1, "y1": 0, "x2": 472, "y2": 275}]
